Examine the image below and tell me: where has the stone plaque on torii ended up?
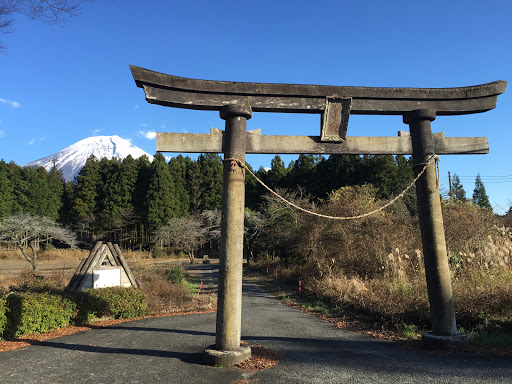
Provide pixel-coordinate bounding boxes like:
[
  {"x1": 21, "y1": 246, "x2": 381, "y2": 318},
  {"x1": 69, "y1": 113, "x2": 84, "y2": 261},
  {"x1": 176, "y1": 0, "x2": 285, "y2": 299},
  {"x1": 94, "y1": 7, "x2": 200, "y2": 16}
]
[{"x1": 130, "y1": 65, "x2": 506, "y2": 364}]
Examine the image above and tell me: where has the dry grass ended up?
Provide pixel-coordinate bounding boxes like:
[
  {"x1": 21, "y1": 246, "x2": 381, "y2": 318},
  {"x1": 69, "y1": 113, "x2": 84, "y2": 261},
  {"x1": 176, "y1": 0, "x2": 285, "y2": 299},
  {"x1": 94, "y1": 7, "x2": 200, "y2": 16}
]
[
  {"x1": 253, "y1": 190, "x2": 512, "y2": 343},
  {"x1": 0, "y1": 247, "x2": 154, "y2": 262},
  {"x1": 0, "y1": 272, "x2": 70, "y2": 292},
  {"x1": 133, "y1": 266, "x2": 196, "y2": 313}
]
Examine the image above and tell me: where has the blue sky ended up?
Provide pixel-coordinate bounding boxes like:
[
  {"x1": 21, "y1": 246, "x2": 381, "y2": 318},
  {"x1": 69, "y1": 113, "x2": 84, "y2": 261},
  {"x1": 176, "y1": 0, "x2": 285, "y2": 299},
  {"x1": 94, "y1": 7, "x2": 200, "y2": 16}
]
[{"x1": 0, "y1": 0, "x2": 510, "y2": 212}]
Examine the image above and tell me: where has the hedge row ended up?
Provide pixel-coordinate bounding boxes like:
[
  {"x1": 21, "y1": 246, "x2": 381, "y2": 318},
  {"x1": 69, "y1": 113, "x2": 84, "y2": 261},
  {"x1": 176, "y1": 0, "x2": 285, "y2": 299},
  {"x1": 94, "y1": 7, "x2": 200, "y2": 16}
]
[
  {"x1": 0, "y1": 296, "x2": 7, "y2": 338},
  {"x1": 75, "y1": 286, "x2": 149, "y2": 324},
  {"x1": 0, "y1": 287, "x2": 148, "y2": 340},
  {"x1": 5, "y1": 293, "x2": 77, "y2": 338}
]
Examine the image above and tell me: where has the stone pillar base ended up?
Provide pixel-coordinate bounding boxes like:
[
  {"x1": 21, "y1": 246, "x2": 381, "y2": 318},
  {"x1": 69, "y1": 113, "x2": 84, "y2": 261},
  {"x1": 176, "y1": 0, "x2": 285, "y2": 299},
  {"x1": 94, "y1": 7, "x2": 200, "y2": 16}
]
[
  {"x1": 203, "y1": 345, "x2": 251, "y2": 366},
  {"x1": 422, "y1": 332, "x2": 469, "y2": 350}
]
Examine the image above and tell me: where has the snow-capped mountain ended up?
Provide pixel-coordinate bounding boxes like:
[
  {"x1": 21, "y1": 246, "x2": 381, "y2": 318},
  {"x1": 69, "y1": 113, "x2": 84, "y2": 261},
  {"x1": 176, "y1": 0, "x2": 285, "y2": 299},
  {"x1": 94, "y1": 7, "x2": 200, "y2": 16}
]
[{"x1": 24, "y1": 135, "x2": 154, "y2": 182}]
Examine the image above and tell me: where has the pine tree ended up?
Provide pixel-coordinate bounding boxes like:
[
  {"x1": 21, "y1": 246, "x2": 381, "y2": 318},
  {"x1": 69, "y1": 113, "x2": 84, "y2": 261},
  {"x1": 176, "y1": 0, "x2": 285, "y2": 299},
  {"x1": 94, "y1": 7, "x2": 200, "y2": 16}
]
[
  {"x1": 22, "y1": 166, "x2": 54, "y2": 217},
  {"x1": 313, "y1": 154, "x2": 364, "y2": 197},
  {"x1": 473, "y1": 174, "x2": 491, "y2": 210},
  {"x1": 288, "y1": 154, "x2": 323, "y2": 193},
  {"x1": 450, "y1": 173, "x2": 466, "y2": 202},
  {"x1": 186, "y1": 159, "x2": 202, "y2": 214},
  {"x1": 73, "y1": 155, "x2": 101, "y2": 223},
  {"x1": 100, "y1": 158, "x2": 123, "y2": 217},
  {"x1": 132, "y1": 155, "x2": 152, "y2": 246},
  {"x1": 7, "y1": 161, "x2": 28, "y2": 213},
  {"x1": 146, "y1": 153, "x2": 177, "y2": 231},
  {"x1": 59, "y1": 181, "x2": 75, "y2": 226},
  {"x1": 46, "y1": 162, "x2": 65, "y2": 220},
  {"x1": 133, "y1": 155, "x2": 152, "y2": 217},
  {"x1": 119, "y1": 155, "x2": 138, "y2": 212},
  {"x1": 198, "y1": 153, "x2": 223, "y2": 211},
  {"x1": 267, "y1": 155, "x2": 288, "y2": 188},
  {"x1": 97, "y1": 157, "x2": 115, "y2": 214},
  {"x1": 361, "y1": 155, "x2": 398, "y2": 199},
  {"x1": 0, "y1": 160, "x2": 14, "y2": 218},
  {"x1": 169, "y1": 155, "x2": 190, "y2": 217}
]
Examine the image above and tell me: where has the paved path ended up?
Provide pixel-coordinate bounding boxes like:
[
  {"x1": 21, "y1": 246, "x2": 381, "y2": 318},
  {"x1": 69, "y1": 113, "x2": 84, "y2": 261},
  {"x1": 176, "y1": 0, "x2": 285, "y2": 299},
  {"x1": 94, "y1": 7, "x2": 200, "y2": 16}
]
[{"x1": 0, "y1": 271, "x2": 511, "y2": 383}]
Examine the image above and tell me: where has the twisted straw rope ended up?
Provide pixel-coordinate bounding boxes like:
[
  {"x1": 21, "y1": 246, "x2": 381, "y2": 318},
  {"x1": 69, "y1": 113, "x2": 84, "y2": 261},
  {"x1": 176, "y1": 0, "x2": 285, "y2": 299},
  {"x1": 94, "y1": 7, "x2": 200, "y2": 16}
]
[{"x1": 223, "y1": 155, "x2": 437, "y2": 220}]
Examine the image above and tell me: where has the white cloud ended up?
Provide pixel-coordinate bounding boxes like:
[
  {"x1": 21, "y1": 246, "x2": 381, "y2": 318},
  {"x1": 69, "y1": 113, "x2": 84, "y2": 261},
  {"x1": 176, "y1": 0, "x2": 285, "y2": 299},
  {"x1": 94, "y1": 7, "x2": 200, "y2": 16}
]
[
  {"x1": 139, "y1": 123, "x2": 149, "y2": 127},
  {"x1": 0, "y1": 98, "x2": 21, "y2": 108},
  {"x1": 28, "y1": 137, "x2": 46, "y2": 145},
  {"x1": 0, "y1": 130, "x2": 4, "y2": 138},
  {"x1": 138, "y1": 130, "x2": 156, "y2": 140},
  {"x1": 92, "y1": 129, "x2": 102, "y2": 136},
  {"x1": 164, "y1": 155, "x2": 174, "y2": 162}
]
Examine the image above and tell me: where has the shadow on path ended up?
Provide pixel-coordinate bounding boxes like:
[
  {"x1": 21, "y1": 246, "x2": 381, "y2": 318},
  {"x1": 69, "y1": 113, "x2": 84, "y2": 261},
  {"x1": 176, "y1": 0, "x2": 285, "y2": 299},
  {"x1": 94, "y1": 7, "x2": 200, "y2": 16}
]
[{"x1": 29, "y1": 340, "x2": 203, "y2": 364}]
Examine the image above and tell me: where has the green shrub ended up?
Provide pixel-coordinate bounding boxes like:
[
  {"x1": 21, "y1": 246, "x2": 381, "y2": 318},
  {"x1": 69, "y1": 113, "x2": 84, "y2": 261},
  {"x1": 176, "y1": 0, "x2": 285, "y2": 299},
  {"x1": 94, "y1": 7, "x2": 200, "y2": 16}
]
[
  {"x1": 76, "y1": 287, "x2": 148, "y2": 322},
  {"x1": 151, "y1": 246, "x2": 164, "y2": 258},
  {"x1": 166, "y1": 265, "x2": 184, "y2": 285},
  {"x1": 5, "y1": 293, "x2": 77, "y2": 338},
  {"x1": 0, "y1": 296, "x2": 7, "y2": 339}
]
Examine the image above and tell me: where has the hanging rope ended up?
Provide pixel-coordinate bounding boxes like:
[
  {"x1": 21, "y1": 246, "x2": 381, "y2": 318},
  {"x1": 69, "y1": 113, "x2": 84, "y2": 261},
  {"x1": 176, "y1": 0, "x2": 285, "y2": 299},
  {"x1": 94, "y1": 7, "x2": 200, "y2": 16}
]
[{"x1": 223, "y1": 155, "x2": 438, "y2": 220}]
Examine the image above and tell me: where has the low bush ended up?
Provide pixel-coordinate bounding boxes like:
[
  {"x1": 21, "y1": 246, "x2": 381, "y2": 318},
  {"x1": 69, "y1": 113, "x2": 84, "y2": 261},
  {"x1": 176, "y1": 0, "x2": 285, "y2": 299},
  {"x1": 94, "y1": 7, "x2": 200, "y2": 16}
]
[
  {"x1": 76, "y1": 287, "x2": 148, "y2": 322},
  {"x1": 0, "y1": 296, "x2": 7, "y2": 339},
  {"x1": 166, "y1": 265, "x2": 184, "y2": 285},
  {"x1": 151, "y1": 246, "x2": 164, "y2": 258},
  {"x1": 4, "y1": 292, "x2": 77, "y2": 338},
  {"x1": 133, "y1": 266, "x2": 194, "y2": 313}
]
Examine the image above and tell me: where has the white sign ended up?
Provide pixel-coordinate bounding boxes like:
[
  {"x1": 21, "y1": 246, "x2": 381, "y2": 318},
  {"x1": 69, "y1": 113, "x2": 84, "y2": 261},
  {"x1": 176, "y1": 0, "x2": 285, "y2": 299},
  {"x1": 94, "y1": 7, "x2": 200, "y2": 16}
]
[{"x1": 92, "y1": 267, "x2": 121, "y2": 289}]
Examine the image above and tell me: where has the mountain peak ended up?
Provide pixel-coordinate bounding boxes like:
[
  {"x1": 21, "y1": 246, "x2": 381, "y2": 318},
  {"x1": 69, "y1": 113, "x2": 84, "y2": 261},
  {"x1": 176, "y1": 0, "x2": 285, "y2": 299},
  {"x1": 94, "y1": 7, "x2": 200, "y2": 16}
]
[{"x1": 24, "y1": 135, "x2": 154, "y2": 182}]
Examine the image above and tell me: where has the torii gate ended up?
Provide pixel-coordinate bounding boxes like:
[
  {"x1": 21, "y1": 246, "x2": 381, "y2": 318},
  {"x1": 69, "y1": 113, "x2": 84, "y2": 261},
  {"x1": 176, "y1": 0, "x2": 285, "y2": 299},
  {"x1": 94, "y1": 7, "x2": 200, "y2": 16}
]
[{"x1": 130, "y1": 65, "x2": 506, "y2": 364}]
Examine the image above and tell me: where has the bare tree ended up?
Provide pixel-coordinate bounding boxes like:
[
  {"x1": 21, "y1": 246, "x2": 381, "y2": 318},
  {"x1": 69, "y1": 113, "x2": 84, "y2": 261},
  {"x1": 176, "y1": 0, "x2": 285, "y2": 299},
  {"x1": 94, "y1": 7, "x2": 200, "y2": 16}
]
[
  {"x1": 0, "y1": 0, "x2": 90, "y2": 50},
  {"x1": 201, "y1": 210, "x2": 221, "y2": 243},
  {"x1": 0, "y1": 212, "x2": 77, "y2": 273},
  {"x1": 154, "y1": 210, "x2": 266, "y2": 263},
  {"x1": 154, "y1": 216, "x2": 209, "y2": 263}
]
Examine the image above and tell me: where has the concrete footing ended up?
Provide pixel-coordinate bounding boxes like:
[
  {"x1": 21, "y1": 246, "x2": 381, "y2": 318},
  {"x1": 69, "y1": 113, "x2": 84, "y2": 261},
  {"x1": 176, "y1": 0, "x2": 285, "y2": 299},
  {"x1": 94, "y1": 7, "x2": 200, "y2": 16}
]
[
  {"x1": 203, "y1": 345, "x2": 252, "y2": 366},
  {"x1": 422, "y1": 332, "x2": 469, "y2": 350}
]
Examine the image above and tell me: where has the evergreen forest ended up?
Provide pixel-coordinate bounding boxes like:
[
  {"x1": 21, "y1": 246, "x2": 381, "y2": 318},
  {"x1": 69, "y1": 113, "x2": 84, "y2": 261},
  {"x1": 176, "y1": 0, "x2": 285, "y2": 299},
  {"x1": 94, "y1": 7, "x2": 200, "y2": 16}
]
[{"x1": 0, "y1": 152, "x2": 498, "y2": 251}]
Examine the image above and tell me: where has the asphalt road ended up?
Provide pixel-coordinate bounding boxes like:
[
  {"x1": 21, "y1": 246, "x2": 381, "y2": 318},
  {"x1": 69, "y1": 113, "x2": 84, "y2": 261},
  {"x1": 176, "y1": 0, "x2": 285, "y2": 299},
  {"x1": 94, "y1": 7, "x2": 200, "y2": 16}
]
[{"x1": 0, "y1": 266, "x2": 511, "y2": 383}]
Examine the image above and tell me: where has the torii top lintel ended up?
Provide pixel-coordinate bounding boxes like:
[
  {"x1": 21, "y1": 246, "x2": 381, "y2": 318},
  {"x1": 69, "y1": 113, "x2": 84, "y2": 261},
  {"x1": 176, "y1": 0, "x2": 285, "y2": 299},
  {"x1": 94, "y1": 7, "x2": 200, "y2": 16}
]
[{"x1": 130, "y1": 65, "x2": 506, "y2": 116}]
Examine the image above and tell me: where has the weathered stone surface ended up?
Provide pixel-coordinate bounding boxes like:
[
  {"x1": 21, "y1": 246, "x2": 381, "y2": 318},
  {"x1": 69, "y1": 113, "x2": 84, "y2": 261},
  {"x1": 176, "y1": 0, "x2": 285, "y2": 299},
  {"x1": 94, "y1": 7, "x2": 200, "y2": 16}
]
[
  {"x1": 203, "y1": 345, "x2": 252, "y2": 366},
  {"x1": 214, "y1": 106, "x2": 250, "y2": 355},
  {"x1": 157, "y1": 131, "x2": 489, "y2": 155},
  {"x1": 406, "y1": 110, "x2": 458, "y2": 337},
  {"x1": 131, "y1": 65, "x2": 506, "y2": 115},
  {"x1": 422, "y1": 332, "x2": 470, "y2": 349}
]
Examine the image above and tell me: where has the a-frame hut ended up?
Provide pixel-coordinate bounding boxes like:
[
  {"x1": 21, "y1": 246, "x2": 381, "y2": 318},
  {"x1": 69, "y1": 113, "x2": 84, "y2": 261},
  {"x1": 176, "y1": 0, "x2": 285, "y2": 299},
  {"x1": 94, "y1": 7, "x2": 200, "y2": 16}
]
[{"x1": 68, "y1": 242, "x2": 138, "y2": 291}]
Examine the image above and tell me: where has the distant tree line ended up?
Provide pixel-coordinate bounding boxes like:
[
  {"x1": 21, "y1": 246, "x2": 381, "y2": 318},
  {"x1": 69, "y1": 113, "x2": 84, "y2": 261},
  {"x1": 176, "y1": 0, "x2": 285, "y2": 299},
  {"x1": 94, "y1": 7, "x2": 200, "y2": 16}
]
[
  {"x1": 0, "y1": 152, "x2": 497, "y2": 251},
  {"x1": 448, "y1": 172, "x2": 492, "y2": 209}
]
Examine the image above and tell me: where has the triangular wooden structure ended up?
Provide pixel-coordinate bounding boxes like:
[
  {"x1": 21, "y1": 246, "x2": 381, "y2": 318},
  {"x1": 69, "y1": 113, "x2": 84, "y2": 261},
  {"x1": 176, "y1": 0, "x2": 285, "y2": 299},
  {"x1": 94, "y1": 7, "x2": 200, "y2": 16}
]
[{"x1": 68, "y1": 241, "x2": 139, "y2": 291}]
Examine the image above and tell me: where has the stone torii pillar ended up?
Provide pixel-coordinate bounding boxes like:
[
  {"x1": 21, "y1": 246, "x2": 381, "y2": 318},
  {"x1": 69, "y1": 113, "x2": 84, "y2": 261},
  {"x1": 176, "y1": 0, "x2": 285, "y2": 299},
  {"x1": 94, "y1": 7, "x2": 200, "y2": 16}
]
[
  {"x1": 404, "y1": 109, "x2": 460, "y2": 346},
  {"x1": 130, "y1": 65, "x2": 506, "y2": 360},
  {"x1": 204, "y1": 105, "x2": 253, "y2": 364}
]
